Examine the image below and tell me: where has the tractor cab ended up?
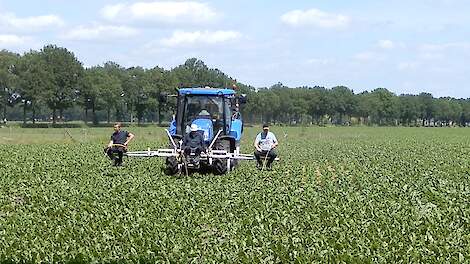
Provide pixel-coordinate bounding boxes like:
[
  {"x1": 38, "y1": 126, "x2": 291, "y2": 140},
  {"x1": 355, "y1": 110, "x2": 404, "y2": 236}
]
[{"x1": 169, "y1": 88, "x2": 244, "y2": 147}]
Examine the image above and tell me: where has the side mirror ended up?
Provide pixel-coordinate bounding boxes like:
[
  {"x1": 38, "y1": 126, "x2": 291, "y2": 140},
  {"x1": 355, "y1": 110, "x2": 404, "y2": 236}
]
[
  {"x1": 238, "y1": 94, "x2": 247, "y2": 104},
  {"x1": 159, "y1": 92, "x2": 168, "y2": 103}
]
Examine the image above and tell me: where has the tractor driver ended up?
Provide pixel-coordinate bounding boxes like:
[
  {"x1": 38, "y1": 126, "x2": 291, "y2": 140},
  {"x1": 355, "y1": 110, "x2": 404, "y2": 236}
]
[
  {"x1": 254, "y1": 123, "x2": 278, "y2": 170},
  {"x1": 182, "y1": 124, "x2": 205, "y2": 164},
  {"x1": 105, "y1": 122, "x2": 135, "y2": 166},
  {"x1": 197, "y1": 109, "x2": 211, "y2": 119}
]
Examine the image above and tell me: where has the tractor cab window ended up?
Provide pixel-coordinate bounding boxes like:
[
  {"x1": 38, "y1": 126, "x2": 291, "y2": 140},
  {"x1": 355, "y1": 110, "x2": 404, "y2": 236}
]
[{"x1": 184, "y1": 96, "x2": 225, "y2": 133}]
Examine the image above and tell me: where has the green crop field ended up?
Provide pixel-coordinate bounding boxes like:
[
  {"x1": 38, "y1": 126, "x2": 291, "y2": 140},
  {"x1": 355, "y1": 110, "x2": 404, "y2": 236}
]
[{"x1": 0, "y1": 126, "x2": 469, "y2": 263}]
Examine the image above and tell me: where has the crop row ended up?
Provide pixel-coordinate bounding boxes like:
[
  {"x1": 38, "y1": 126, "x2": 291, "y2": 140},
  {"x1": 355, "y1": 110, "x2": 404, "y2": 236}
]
[{"x1": 0, "y1": 127, "x2": 469, "y2": 262}]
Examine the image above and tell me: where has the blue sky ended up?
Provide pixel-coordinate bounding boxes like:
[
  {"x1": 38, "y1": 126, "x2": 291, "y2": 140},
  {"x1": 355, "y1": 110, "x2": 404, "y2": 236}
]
[{"x1": 1, "y1": 0, "x2": 469, "y2": 98}]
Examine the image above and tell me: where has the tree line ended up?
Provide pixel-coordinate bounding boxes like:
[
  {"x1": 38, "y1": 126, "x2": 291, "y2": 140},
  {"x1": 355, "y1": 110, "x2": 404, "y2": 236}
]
[
  {"x1": 1, "y1": 45, "x2": 470, "y2": 127},
  {"x1": 246, "y1": 84, "x2": 470, "y2": 126}
]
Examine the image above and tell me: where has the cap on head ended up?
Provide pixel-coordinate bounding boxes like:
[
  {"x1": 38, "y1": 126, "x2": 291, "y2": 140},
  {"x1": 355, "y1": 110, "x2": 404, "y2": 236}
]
[
  {"x1": 199, "y1": 109, "x2": 210, "y2": 116},
  {"x1": 262, "y1": 123, "x2": 269, "y2": 129},
  {"x1": 190, "y1": 124, "x2": 199, "y2": 132}
]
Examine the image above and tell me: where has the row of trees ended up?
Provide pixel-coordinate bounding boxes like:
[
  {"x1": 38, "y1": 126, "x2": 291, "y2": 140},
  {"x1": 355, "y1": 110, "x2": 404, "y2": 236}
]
[
  {"x1": 1, "y1": 45, "x2": 470, "y2": 126},
  {"x1": 246, "y1": 84, "x2": 470, "y2": 126},
  {"x1": 0, "y1": 45, "x2": 243, "y2": 125}
]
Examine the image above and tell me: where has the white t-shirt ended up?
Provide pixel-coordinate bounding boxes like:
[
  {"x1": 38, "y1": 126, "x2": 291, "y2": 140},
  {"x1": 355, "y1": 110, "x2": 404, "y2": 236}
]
[{"x1": 255, "y1": 131, "x2": 278, "y2": 151}]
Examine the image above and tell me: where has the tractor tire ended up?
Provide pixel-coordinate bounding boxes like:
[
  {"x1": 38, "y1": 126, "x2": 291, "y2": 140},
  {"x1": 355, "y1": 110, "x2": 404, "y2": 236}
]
[
  {"x1": 165, "y1": 157, "x2": 179, "y2": 175},
  {"x1": 164, "y1": 137, "x2": 182, "y2": 175},
  {"x1": 213, "y1": 159, "x2": 227, "y2": 175},
  {"x1": 213, "y1": 139, "x2": 237, "y2": 174}
]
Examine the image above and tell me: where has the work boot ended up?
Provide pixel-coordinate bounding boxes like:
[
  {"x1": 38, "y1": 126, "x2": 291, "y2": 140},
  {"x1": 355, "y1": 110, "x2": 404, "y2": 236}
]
[{"x1": 266, "y1": 163, "x2": 273, "y2": 171}]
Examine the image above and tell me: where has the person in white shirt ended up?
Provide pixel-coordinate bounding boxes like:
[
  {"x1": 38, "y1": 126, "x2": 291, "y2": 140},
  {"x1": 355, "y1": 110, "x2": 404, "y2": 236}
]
[{"x1": 254, "y1": 123, "x2": 278, "y2": 170}]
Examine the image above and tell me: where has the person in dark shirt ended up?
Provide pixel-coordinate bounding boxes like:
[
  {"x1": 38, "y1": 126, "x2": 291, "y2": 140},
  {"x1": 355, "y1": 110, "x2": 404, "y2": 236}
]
[
  {"x1": 105, "y1": 122, "x2": 135, "y2": 166},
  {"x1": 182, "y1": 124, "x2": 205, "y2": 164}
]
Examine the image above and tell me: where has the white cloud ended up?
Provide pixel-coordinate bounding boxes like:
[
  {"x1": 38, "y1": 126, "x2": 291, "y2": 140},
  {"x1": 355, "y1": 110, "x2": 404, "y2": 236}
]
[
  {"x1": 61, "y1": 25, "x2": 139, "y2": 41},
  {"x1": 0, "y1": 34, "x2": 29, "y2": 47},
  {"x1": 416, "y1": 42, "x2": 470, "y2": 61},
  {"x1": 378, "y1": 40, "x2": 395, "y2": 49},
  {"x1": 419, "y1": 42, "x2": 470, "y2": 52},
  {"x1": 160, "y1": 30, "x2": 241, "y2": 47},
  {"x1": 419, "y1": 52, "x2": 445, "y2": 60},
  {"x1": 280, "y1": 9, "x2": 351, "y2": 29},
  {"x1": 354, "y1": 51, "x2": 386, "y2": 62},
  {"x1": 377, "y1": 40, "x2": 406, "y2": 49},
  {"x1": 398, "y1": 61, "x2": 420, "y2": 71},
  {"x1": 0, "y1": 13, "x2": 64, "y2": 32},
  {"x1": 101, "y1": 3, "x2": 126, "y2": 20},
  {"x1": 101, "y1": 1, "x2": 218, "y2": 24},
  {"x1": 306, "y1": 58, "x2": 335, "y2": 65}
]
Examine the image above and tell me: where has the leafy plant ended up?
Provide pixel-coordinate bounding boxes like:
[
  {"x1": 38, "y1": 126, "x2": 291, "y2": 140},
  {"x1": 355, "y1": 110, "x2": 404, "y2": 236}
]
[{"x1": 0, "y1": 127, "x2": 469, "y2": 262}]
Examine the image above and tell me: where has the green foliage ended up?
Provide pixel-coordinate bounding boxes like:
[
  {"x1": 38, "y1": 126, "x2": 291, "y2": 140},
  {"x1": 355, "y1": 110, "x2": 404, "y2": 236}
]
[
  {"x1": 81, "y1": 66, "x2": 121, "y2": 124},
  {"x1": 40, "y1": 45, "x2": 83, "y2": 123},
  {"x1": 0, "y1": 127, "x2": 469, "y2": 262},
  {"x1": 0, "y1": 50, "x2": 20, "y2": 119},
  {"x1": 2, "y1": 46, "x2": 470, "y2": 126},
  {"x1": 15, "y1": 50, "x2": 52, "y2": 124},
  {"x1": 172, "y1": 58, "x2": 235, "y2": 88},
  {"x1": 0, "y1": 50, "x2": 19, "y2": 90}
]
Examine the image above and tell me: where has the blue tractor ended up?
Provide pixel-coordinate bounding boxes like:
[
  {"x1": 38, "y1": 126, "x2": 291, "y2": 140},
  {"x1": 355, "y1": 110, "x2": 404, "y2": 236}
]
[{"x1": 126, "y1": 87, "x2": 253, "y2": 175}]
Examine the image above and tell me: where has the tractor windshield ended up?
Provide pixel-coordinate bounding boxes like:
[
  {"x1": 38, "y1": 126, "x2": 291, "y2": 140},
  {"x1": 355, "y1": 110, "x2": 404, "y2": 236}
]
[{"x1": 182, "y1": 95, "x2": 229, "y2": 135}]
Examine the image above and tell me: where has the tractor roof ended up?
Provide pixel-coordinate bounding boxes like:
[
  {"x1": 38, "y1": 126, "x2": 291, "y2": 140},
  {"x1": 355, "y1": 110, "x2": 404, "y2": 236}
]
[{"x1": 178, "y1": 87, "x2": 235, "y2": 96}]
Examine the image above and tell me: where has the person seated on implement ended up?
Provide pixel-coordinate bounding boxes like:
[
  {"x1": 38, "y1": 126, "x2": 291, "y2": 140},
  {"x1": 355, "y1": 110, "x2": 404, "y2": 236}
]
[
  {"x1": 106, "y1": 122, "x2": 135, "y2": 166},
  {"x1": 182, "y1": 124, "x2": 205, "y2": 163},
  {"x1": 254, "y1": 123, "x2": 278, "y2": 170}
]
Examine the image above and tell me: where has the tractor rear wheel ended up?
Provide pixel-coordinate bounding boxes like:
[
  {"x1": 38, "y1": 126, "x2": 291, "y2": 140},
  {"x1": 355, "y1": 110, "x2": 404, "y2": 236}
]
[
  {"x1": 165, "y1": 157, "x2": 179, "y2": 175},
  {"x1": 213, "y1": 139, "x2": 237, "y2": 174},
  {"x1": 164, "y1": 139, "x2": 181, "y2": 175}
]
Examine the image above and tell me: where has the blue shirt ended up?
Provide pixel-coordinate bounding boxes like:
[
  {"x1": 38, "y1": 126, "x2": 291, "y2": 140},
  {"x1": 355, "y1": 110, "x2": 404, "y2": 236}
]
[{"x1": 255, "y1": 131, "x2": 278, "y2": 151}]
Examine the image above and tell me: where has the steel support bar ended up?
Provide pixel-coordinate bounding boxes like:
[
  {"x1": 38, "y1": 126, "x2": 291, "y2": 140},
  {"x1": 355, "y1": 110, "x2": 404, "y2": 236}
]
[{"x1": 126, "y1": 148, "x2": 279, "y2": 161}]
